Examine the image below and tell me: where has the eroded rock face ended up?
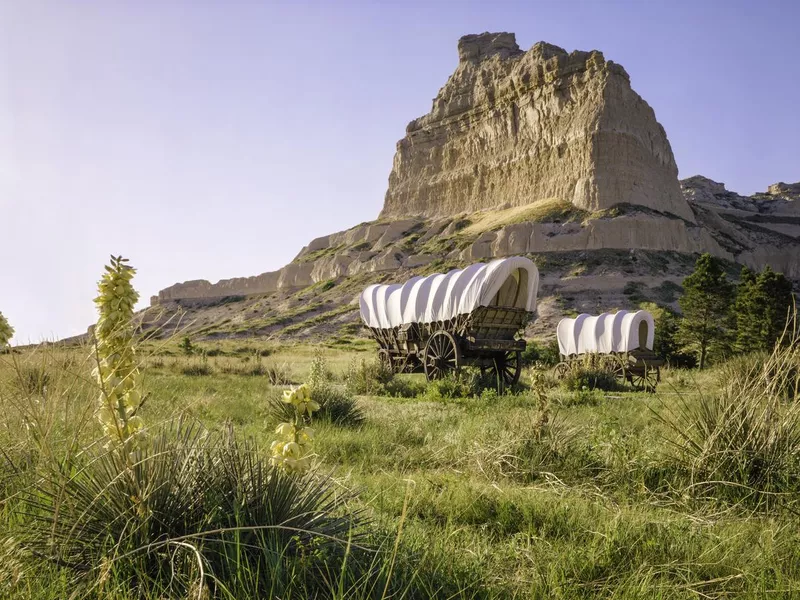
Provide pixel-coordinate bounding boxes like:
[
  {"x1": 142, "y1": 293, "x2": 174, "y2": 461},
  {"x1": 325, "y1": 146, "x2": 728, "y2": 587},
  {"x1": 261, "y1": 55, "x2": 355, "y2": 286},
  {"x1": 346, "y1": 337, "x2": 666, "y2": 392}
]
[
  {"x1": 380, "y1": 33, "x2": 694, "y2": 222},
  {"x1": 767, "y1": 182, "x2": 800, "y2": 198}
]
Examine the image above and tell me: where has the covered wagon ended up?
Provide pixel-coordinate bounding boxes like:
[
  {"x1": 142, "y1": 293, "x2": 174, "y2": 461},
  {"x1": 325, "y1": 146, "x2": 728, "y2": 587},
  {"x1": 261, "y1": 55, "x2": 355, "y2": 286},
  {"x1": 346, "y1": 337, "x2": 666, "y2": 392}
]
[
  {"x1": 554, "y1": 310, "x2": 663, "y2": 391},
  {"x1": 359, "y1": 257, "x2": 539, "y2": 389}
]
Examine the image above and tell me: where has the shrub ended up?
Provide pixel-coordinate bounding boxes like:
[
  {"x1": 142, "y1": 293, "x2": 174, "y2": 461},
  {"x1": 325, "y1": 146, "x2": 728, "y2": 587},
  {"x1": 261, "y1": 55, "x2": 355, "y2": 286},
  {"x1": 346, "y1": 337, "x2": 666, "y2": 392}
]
[
  {"x1": 14, "y1": 365, "x2": 51, "y2": 396},
  {"x1": 179, "y1": 335, "x2": 194, "y2": 355},
  {"x1": 269, "y1": 385, "x2": 364, "y2": 428},
  {"x1": 423, "y1": 374, "x2": 474, "y2": 401},
  {"x1": 383, "y1": 376, "x2": 427, "y2": 398},
  {"x1": 265, "y1": 362, "x2": 293, "y2": 385},
  {"x1": 345, "y1": 357, "x2": 393, "y2": 395},
  {"x1": 180, "y1": 362, "x2": 212, "y2": 376},
  {"x1": 0, "y1": 311, "x2": 13, "y2": 348},
  {"x1": 557, "y1": 386, "x2": 603, "y2": 407},
  {"x1": 561, "y1": 368, "x2": 618, "y2": 392},
  {"x1": 521, "y1": 339, "x2": 561, "y2": 368},
  {"x1": 270, "y1": 352, "x2": 365, "y2": 427},
  {"x1": 20, "y1": 421, "x2": 370, "y2": 597},
  {"x1": 658, "y1": 335, "x2": 800, "y2": 506}
]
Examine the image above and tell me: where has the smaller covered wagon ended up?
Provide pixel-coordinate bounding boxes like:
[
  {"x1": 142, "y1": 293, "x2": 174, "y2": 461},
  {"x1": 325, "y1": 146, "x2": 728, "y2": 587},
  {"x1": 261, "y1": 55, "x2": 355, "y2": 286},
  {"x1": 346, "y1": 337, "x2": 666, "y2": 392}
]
[
  {"x1": 554, "y1": 310, "x2": 663, "y2": 391},
  {"x1": 359, "y1": 257, "x2": 539, "y2": 390}
]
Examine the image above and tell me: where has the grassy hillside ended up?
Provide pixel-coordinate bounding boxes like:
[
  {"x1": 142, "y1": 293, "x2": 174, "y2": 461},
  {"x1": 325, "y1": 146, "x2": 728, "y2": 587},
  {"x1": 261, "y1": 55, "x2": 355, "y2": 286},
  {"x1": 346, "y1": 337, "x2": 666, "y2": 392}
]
[{"x1": 1, "y1": 336, "x2": 799, "y2": 598}]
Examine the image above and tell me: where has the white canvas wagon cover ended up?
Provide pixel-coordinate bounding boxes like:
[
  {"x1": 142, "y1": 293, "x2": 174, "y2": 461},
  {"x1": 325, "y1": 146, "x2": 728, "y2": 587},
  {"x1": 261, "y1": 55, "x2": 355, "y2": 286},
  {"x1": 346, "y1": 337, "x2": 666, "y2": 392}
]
[
  {"x1": 557, "y1": 310, "x2": 655, "y2": 356},
  {"x1": 359, "y1": 257, "x2": 539, "y2": 330}
]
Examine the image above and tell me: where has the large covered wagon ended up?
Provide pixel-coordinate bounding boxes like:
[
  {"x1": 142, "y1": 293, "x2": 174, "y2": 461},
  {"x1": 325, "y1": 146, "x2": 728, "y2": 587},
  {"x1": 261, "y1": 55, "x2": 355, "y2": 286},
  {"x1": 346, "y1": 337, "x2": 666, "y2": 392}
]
[
  {"x1": 359, "y1": 257, "x2": 539, "y2": 390},
  {"x1": 554, "y1": 310, "x2": 664, "y2": 391}
]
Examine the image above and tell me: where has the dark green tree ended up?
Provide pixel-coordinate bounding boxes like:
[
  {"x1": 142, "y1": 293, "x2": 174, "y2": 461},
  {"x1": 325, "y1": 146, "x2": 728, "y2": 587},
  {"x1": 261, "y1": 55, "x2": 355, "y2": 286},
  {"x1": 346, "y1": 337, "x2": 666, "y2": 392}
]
[
  {"x1": 677, "y1": 253, "x2": 733, "y2": 368},
  {"x1": 733, "y1": 266, "x2": 795, "y2": 353},
  {"x1": 179, "y1": 335, "x2": 194, "y2": 356},
  {"x1": 756, "y1": 267, "x2": 795, "y2": 349},
  {"x1": 733, "y1": 266, "x2": 761, "y2": 353}
]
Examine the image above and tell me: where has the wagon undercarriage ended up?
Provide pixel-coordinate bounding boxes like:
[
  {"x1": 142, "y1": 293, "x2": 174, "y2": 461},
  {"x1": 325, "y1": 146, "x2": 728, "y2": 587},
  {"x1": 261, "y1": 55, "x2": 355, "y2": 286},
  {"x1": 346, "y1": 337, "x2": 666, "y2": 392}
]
[
  {"x1": 368, "y1": 306, "x2": 530, "y2": 391},
  {"x1": 553, "y1": 349, "x2": 664, "y2": 392}
]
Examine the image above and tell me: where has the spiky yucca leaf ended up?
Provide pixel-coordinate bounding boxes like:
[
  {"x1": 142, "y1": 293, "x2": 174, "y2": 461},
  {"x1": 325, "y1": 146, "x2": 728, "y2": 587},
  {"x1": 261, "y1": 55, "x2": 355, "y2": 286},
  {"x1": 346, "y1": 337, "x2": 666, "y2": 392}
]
[{"x1": 19, "y1": 420, "x2": 368, "y2": 596}]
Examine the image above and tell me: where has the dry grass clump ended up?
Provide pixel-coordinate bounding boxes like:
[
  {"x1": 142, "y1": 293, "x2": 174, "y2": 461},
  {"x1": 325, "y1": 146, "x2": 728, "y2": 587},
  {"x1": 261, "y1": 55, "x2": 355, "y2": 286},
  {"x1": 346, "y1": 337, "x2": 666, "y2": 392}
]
[{"x1": 658, "y1": 325, "x2": 800, "y2": 507}]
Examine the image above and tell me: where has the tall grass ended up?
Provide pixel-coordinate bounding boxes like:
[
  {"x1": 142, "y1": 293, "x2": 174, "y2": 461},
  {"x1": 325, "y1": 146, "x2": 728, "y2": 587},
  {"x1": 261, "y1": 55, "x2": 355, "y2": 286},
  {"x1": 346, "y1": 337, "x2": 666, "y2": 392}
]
[
  {"x1": 658, "y1": 326, "x2": 800, "y2": 507},
  {"x1": 18, "y1": 420, "x2": 371, "y2": 598}
]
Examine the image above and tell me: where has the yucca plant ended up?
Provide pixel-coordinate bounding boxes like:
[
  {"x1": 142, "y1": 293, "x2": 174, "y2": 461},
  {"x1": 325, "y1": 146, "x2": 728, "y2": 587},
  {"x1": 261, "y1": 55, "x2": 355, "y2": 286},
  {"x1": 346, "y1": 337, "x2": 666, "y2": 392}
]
[
  {"x1": 269, "y1": 385, "x2": 365, "y2": 427},
  {"x1": 657, "y1": 323, "x2": 800, "y2": 507},
  {"x1": 20, "y1": 420, "x2": 370, "y2": 597}
]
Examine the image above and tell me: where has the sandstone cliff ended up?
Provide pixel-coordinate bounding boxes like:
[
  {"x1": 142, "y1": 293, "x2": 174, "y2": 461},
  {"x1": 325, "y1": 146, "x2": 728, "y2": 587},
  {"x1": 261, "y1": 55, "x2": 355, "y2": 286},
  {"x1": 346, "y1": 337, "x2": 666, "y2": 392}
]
[
  {"x1": 143, "y1": 33, "x2": 798, "y2": 342},
  {"x1": 381, "y1": 33, "x2": 694, "y2": 222}
]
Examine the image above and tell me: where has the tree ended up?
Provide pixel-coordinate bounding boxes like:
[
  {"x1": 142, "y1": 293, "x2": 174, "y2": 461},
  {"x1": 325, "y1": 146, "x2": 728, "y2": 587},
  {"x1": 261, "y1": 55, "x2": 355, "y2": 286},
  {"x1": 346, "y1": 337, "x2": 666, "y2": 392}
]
[
  {"x1": 0, "y1": 311, "x2": 13, "y2": 348},
  {"x1": 639, "y1": 301, "x2": 679, "y2": 362},
  {"x1": 757, "y1": 267, "x2": 795, "y2": 348},
  {"x1": 677, "y1": 254, "x2": 733, "y2": 368},
  {"x1": 733, "y1": 265, "x2": 795, "y2": 353},
  {"x1": 733, "y1": 266, "x2": 761, "y2": 353},
  {"x1": 179, "y1": 335, "x2": 195, "y2": 355}
]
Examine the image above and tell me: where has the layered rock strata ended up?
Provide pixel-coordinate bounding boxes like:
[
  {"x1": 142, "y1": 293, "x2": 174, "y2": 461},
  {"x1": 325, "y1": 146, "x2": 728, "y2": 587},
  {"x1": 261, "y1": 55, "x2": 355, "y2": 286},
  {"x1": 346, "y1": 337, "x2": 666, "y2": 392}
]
[{"x1": 380, "y1": 33, "x2": 694, "y2": 222}]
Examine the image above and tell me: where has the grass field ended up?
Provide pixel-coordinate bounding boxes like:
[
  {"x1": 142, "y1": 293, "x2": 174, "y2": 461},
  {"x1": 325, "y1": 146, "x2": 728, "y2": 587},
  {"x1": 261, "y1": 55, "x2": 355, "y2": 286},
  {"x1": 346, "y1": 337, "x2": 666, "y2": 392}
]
[{"x1": 1, "y1": 337, "x2": 799, "y2": 599}]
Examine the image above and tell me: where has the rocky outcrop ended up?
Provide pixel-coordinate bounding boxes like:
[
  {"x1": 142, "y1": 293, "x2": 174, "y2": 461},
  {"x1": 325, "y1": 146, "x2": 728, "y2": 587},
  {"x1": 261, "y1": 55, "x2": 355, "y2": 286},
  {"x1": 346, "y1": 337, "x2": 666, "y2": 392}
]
[
  {"x1": 767, "y1": 182, "x2": 800, "y2": 198},
  {"x1": 380, "y1": 33, "x2": 694, "y2": 222},
  {"x1": 150, "y1": 33, "x2": 798, "y2": 313}
]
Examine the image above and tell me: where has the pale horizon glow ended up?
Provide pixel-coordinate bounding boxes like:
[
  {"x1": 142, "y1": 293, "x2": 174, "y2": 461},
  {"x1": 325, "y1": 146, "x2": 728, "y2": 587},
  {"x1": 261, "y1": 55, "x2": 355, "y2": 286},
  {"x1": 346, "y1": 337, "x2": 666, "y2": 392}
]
[{"x1": 2, "y1": 0, "x2": 798, "y2": 343}]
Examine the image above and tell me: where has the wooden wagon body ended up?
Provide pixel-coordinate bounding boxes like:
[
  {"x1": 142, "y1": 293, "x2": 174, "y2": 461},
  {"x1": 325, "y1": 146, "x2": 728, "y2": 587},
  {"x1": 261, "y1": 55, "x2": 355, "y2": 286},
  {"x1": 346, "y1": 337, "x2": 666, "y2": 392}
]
[
  {"x1": 359, "y1": 257, "x2": 539, "y2": 390},
  {"x1": 553, "y1": 310, "x2": 664, "y2": 391}
]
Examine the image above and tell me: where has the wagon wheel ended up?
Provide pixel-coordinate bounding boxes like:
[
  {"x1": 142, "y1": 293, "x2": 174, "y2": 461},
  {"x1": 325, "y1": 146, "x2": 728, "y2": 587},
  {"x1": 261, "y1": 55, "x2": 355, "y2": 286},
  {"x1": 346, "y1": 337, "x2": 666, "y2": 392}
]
[
  {"x1": 377, "y1": 349, "x2": 394, "y2": 373},
  {"x1": 630, "y1": 365, "x2": 659, "y2": 393},
  {"x1": 552, "y1": 361, "x2": 571, "y2": 380},
  {"x1": 481, "y1": 350, "x2": 522, "y2": 393},
  {"x1": 603, "y1": 355, "x2": 627, "y2": 384},
  {"x1": 423, "y1": 331, "x2": 461, "y2": 381}
]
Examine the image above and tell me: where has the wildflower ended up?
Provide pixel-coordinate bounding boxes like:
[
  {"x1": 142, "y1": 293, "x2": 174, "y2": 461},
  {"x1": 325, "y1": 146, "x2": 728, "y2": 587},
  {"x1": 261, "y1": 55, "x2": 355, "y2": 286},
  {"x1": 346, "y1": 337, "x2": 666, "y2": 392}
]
[
  {"x1": 92, "y1": 256, "x2": 146, "y2": 450},
  {"x1": 282, "y1": 383, "x2": 321, "y2": 417},
  {"x1": 270, "y1": 385, "x2": 319, "y2": 474}
]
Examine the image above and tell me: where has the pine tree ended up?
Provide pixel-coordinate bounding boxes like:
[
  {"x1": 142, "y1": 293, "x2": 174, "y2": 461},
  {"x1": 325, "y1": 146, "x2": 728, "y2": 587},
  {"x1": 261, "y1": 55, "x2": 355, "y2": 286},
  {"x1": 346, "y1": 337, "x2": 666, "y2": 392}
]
[
  {"x1": 756, "y1": 266, "x2": 795, "y2": 349},
  {"x1": 733, "y1": 266, "x2": 761, "y2": 353},
  {"x1": 677, "y1": 253, "x2": 733, "y2": 368}
]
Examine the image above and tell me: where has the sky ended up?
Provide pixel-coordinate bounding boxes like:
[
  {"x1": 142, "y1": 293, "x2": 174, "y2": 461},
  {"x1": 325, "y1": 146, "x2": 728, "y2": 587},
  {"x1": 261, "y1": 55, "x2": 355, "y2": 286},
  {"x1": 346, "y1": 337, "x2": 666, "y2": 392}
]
[{"x1": 2, "y1": 0, "x2": 798, "y2": 344}]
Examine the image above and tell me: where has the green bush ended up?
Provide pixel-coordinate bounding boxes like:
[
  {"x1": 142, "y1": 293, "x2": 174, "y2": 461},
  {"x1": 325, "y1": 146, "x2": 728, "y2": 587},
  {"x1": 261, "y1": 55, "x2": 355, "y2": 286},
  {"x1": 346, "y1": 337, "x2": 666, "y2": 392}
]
[
  {"x1": 561, "y1": 368, "x2": 618, "y2": 392},
  {"x1": 423, "y1": 374, "x2": 474, "y2": 401},
  {"x1": 384, "y1": 376, "x2": 427, "y2": 398},
  {"x1": 269, "y1": 384, "x2": 364, "y2": 427},
  {"x1": 345, "y1": 357, "x2": 393, "y2": 395},
  {"x1": 520, "y1": 339, "x2": 561, "y2": 368},
  {"x1": 557, "y1": 386, "x2": 603, "y2": 407},
  {"x1": 180, "y1": 362, "x2": 212, "y2": 376}
]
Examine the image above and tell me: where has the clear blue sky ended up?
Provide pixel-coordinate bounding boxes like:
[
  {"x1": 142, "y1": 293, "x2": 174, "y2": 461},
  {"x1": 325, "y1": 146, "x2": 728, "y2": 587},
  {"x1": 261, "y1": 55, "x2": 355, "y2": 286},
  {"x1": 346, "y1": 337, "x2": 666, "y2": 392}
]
[{"x1": 2, "y1": 0, "x2": 798, "y2": 343}]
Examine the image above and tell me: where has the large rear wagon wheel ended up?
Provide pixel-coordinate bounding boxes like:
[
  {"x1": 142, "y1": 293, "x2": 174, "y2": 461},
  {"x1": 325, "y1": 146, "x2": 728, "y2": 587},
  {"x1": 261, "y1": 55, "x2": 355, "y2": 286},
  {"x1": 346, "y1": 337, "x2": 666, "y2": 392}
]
[
  {"x1": 481, "y1": 350, "x2": 522, "y2": 393},
  {"x1": 630, "y1": 366, "x2": 659, "y2": 393},
  {"x1": 603, "y1": 355, "x2": 627, "y2": 386},
  {"x1": 423, "y1": 331, "x2": 461, "y2": 382}
]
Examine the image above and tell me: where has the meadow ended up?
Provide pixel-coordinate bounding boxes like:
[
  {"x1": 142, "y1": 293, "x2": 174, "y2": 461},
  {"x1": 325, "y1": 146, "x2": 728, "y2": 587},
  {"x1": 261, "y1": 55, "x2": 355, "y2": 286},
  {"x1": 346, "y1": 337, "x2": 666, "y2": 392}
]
[{"x1": 1, "y1": 334, "x2": 799, "y2": 599}]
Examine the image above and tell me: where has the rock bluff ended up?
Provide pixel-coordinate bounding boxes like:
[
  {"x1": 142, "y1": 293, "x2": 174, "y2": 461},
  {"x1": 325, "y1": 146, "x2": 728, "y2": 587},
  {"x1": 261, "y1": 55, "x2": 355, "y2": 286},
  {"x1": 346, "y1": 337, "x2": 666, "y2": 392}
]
[{"x1": 381, "y1": 33, "x2": 694, "y2": 222}]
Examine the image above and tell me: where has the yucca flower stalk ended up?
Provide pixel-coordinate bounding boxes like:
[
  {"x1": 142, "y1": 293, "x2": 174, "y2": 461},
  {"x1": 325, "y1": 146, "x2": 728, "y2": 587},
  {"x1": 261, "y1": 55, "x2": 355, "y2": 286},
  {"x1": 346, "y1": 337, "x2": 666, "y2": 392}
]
[
  {"x1": 92, "y1": 255, "x2": 145, "y2": 450},
  {"x1": 0, "y1": 311, "x2": 13, "y2": 347},
  {"x1": 270, "y1": 383, "x2": 319, "y2": 473}
]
